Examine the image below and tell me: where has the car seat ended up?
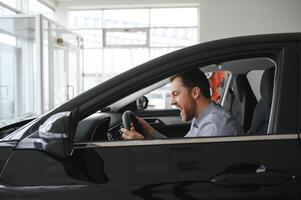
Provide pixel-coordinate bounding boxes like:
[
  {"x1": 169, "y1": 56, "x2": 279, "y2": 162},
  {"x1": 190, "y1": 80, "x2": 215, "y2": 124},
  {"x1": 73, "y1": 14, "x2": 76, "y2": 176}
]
[
  {"x1": 231, "y1": 74, "x2": 257, "y2": 132},
  {"x1": 247, "y1": 67, "x2": 275, "y2": 134}
]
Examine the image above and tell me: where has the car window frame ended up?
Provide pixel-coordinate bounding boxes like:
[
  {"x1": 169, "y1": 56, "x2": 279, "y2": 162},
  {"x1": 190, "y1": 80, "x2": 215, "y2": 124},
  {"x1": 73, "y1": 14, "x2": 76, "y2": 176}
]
[{"x1": 70, "y1": 42, "x2": 300, "y2": 145}]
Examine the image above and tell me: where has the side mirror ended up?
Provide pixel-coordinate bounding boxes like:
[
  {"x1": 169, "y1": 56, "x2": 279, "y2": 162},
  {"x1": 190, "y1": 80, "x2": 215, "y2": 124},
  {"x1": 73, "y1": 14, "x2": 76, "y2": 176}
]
[
  {"x1": 38, "y1": 112, "x2": 72, "y2": 158},
  {"x1": 136, "y1": 96, "x2": 148, "y2": 111},
  {"x1": 17, "y1": 112, "x2": 73, "y2": 158}
]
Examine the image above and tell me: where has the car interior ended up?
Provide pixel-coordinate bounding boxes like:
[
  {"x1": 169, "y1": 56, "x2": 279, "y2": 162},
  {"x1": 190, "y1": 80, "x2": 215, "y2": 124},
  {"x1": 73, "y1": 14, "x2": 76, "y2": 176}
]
[{"x1": 74, "y1": 57, "x2": 276, "y2": 143}]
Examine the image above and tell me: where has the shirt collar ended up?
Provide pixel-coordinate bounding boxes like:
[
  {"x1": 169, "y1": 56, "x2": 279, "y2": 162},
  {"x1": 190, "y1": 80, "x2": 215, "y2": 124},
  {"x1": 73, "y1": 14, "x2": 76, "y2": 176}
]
[{"x1": 193, "y1": 102, "x2": 215, "y2": 128}]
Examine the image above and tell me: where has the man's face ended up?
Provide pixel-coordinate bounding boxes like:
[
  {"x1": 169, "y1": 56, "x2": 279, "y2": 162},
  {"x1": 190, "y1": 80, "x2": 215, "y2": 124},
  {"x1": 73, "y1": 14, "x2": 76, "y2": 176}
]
[{"x1": 170, "y1": 77, "x2": 196, "y2": 122}]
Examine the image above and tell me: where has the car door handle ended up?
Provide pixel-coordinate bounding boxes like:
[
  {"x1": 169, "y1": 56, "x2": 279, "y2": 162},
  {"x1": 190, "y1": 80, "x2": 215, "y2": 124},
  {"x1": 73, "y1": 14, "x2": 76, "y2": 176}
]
[{"x1": 210, "y1": 163, "x2": 294, "y2": 191}]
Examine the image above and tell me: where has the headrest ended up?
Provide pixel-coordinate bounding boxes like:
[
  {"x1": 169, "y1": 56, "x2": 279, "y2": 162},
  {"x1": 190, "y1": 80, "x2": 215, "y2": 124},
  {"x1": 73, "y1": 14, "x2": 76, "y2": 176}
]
[{"x1": 260, "y1": 67, "x2": 275, "y2": 107}]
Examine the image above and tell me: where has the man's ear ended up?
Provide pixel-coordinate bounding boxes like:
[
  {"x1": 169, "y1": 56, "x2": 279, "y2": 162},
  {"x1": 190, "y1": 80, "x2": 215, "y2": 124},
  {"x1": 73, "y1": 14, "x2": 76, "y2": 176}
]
[{"x1": 191, "y1": 87, "x2": 201, "y2": 99}]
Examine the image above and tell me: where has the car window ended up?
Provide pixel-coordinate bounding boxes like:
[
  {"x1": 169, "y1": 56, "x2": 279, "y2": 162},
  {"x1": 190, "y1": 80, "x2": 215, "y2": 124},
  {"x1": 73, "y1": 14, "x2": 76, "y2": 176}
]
[
  {"x1": 144, "y1": 84, "x2": 174, "y2": 110},
  {"x1": 74, "y1": 57, "x2": 277, "y2": 144}
]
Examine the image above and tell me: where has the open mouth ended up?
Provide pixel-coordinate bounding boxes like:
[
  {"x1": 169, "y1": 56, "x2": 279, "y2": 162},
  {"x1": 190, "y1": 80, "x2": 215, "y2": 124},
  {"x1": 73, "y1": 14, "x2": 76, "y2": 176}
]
[{"x1": 179, "y1": 107, "x2": 184, "y2": 116}]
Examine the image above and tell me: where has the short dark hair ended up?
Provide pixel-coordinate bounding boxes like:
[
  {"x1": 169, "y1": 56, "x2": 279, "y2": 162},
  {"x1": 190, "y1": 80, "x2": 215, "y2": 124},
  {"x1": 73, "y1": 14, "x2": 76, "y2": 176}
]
[{"x1": 169, "y1": 69, "x2": 211, "y2": 99}]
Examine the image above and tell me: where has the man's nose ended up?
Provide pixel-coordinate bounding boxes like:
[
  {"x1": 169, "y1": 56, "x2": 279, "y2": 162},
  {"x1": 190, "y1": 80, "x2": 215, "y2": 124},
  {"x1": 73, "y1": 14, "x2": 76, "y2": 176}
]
[{"x1": 171, "y1": 98, "x2": 176, "y2": 105}]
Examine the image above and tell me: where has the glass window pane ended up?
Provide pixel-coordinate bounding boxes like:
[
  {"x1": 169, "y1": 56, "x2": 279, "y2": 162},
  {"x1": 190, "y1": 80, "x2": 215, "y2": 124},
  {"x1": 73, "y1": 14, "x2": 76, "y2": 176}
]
[
  {"x1": 43, "y1": 19, "x2": 49, "y2": 112},
  {"x1": 53, "y1": 48, "x2": 66, "y2": 108},
  {"x1": 83, "y1": 49, "x2": 102, "y2": 73},
  {"x1": 103, "y1": 48, "x2": 149, "y2": 76},
  {"x1": 0, "y1": 33, "x2": 16, "y2": 46},
  {"x1": 105, "y1": 29, "x2": 148, "y2": 46},
  {"x1": 0, "y1": 45, "x2": 16, "y2": 126},
  {"x1": 67, "y1": 51, "x2": 79, "y2": 99},
  {"x1": 83, "y1": 75, "x2": 101, "y2": 91},
  {"x1": 0, "y1": 5, "x2": 16, "y2": 15},
  {"x1": 73, "y1": 30, "x2": 102, "y2": 48},
  {"x1": 150, "y1": 28, "x2": 198, "y2": 47},
  {"x1": 150, "y1": 8, "x2": 198, "y2": 27},
  {"x1": 0, "y1": 16, "x2": 46, "y2": 128},
  {"x1": 73, "y1": 7, "x2": 199, "y2": 93},
  {"x1": 103, "y1": 9, "x2": 149, "y2": 28},
  {"x1": 69, "y1": 10, "x2": 102, "y2": 29}
]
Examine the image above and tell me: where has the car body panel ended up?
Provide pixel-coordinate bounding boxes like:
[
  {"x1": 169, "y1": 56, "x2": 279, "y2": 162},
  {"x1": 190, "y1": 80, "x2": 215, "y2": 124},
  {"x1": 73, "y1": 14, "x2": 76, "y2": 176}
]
[
  {"x1": 0, "y1": 141, "x2": 16, "y2": 174},
  {"x1": 1, "y1": 135, "x2": 301, "y2": 199}
]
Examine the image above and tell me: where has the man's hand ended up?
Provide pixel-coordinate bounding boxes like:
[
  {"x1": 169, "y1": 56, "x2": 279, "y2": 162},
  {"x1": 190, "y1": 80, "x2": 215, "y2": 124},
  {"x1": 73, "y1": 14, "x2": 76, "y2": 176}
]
[
  {"x1": 136, "y1": 117, "x2": 155, "y2": 138},
  {"x1": 121, "y1": 117, "x2": 156, "y2": 140},
  {"x1": 121, "y1": 123, "x2": 144, "y2": 140}
]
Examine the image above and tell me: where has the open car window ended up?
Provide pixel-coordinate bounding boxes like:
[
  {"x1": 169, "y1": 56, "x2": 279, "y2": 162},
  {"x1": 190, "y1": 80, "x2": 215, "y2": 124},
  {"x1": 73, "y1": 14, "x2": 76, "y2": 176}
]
[
  {"x1": 74, "y1": 56, "x2": 277, "y2": 143},
  {"x1": 145, "y1": 84, "x2": 173, "y2": 110}
]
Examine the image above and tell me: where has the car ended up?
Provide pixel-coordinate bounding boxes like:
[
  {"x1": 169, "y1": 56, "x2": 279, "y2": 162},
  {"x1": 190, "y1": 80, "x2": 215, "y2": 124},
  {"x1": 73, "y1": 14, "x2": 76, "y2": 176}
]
[{"x1": 0, "y1": 33, "x2": 301, "y2": 199}]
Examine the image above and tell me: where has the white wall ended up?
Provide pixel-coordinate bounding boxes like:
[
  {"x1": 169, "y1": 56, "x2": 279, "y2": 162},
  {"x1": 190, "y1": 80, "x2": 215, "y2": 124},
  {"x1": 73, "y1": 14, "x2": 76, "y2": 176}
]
[
  {"x1": 54, "y1": 4, "x2": 69, "y2": 27},
  {"x1": 199, "y1": 0, "x2": 301, "y2": 42},
  {"x1": 55, "y1": 0, "x2": 301, "y2": 42}
]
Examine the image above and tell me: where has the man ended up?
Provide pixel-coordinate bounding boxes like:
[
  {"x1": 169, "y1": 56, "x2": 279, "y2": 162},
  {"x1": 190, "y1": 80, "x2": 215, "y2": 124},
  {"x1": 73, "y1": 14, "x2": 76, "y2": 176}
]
[{"x1": 121, "y1": 69, "x2": 244, "y2": 140}]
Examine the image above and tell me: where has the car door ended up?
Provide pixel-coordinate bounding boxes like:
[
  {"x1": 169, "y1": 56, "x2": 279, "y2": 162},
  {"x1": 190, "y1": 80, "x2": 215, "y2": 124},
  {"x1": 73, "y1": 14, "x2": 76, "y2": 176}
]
[{"x1": 76, "y1": 40, "x2": 301, "y2": 199}]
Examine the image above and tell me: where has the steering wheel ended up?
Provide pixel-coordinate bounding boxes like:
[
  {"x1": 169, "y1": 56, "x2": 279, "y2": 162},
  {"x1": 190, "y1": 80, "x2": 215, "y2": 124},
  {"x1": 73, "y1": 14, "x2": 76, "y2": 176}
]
[{"x1": 122, "y1": 110, "x2": 146, "y2": 138}]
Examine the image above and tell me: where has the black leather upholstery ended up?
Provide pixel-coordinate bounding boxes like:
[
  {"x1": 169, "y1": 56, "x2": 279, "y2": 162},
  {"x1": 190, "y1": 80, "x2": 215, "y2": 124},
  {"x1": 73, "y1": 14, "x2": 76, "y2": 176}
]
[
  {"x1": 231, "y1": 74, "x2": 257, "y2": 132},
  {"x1": 247, "y1": 67, "x2": 275, "y2": 134}
]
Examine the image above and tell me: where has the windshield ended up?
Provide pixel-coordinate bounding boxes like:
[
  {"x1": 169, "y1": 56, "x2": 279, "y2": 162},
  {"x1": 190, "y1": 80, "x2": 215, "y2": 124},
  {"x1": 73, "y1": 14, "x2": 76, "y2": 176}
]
[{"x1": 0, "y1": 113, "x2": 39, "y2": 129}]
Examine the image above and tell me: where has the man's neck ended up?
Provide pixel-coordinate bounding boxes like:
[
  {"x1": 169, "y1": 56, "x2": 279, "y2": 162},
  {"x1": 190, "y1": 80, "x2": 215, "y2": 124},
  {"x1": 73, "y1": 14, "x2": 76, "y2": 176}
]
[{"x1": 195, "y1": 99, "x2": 212, "y2": 119}]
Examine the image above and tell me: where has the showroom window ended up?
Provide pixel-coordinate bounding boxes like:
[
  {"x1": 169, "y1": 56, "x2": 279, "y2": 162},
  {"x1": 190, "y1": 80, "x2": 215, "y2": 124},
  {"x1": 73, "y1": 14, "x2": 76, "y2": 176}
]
[
  {"x1": 0, "y1": 1, "x2": 18, "y2": 15},
  {"x1": 0, "y1": 6, "x2": 15, "y2": 15},
  {"x1": 0, "y1": 0, "x2": 55, "y2": 18},
  {"x1": 0, "y1": 0, "x2": 57, "y2": 127},
  {"x1": 69, "y1": 7, "x2": 199, "y2": 91}
]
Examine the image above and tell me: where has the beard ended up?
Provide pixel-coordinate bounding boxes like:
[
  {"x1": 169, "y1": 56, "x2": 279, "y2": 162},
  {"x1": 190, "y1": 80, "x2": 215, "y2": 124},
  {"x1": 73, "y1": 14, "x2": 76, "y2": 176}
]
[{"x1": 179, "y1": 101, "x2": 196, "y2": 122}]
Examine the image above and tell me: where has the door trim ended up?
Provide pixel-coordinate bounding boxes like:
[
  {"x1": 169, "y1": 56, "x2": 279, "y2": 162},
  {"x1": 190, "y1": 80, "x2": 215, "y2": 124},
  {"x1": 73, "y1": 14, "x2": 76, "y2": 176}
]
[{"x1": 84, "y1": 134, "x2": 299, "y2": 148}]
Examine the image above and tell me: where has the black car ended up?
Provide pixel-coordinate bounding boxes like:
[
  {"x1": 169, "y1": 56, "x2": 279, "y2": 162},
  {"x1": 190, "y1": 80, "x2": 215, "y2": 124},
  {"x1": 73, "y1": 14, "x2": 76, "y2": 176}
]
[{"x1": 0, "y1": 33, "x2": 301, "y2": 199}]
